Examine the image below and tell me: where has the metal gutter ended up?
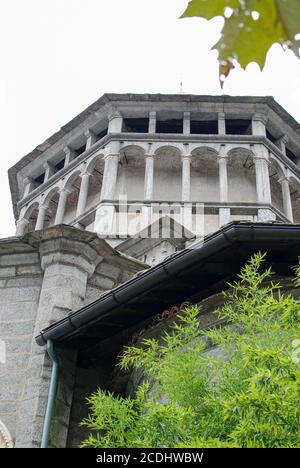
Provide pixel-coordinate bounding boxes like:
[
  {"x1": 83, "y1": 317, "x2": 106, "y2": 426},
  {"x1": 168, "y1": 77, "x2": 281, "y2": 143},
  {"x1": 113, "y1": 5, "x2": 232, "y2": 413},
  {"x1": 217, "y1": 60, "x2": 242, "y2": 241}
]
[
  {"x1": 35, "y1": 222, "x2": 300, "y2": 347},
  {"x1": 41, "y1": 340, "x2": 59, "y2": 448}
]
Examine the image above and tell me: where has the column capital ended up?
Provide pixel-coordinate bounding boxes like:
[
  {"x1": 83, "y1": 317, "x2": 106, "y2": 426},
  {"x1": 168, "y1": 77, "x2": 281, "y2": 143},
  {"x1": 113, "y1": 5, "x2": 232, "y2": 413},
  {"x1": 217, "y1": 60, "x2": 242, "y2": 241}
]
[
  {"x1": 84, "y1": 128, "x2": 95, "y2": 138},
  {"x1": 104, "y1": 153, "x2": 119, "y2": 161},
  {"x1": 278, "y1": 176, "x2": 291, "y2": 184},
  {"x1": 145, "y1": 153, "x2": 154, "y2": 159},
  {"x1": 253, "y1": 155, "x2": 269, "y2": 163},
  {"x1": 80, "y1": 171, "x2": 93, "y2": 178},
  {"x1": 59, "y1": 187, "x2": 72, "y2": 195},
  {"x1": 63, "y1": 145, "x2": 74, "y2": 155},
  {"x1": 182, "y1": 154, "x2": 191, "y2": 161},
  {"x1": 108, "y1": 110, "x2": 122, "y2": 122},
  {"x1": 16, "y1": 217, "x2": 29, "y2": 226},
  {"x1": 252, "y1": 112, "x2": 268, "y2": 124},
  {"x1": 218, "y1": 112, "x2": 226, "y2": 119},
  {"x1": 280, "y1": 134, "x2": 289, "y2": 145},
  {"x1": 217, "y1": 154, "x2": 227, "y2": 161}
]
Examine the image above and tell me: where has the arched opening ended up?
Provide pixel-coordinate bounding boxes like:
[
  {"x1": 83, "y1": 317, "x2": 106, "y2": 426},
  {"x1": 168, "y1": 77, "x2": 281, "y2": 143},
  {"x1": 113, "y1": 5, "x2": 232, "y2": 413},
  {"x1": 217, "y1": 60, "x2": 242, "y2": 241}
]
[
  {"x1": 85, "y1": 155, "x2": 105, "y2": 210},
  {"x1": 43, "y1": 187, "x2": 60, "y2": 228},
  {"x1": 227, "y1": 148, "x2": 256, "y2": 203},
  {"x1": 23, "y1": 202, "x2": 39, "y2": 233},
  {"x1": 269, "y1": 158, "x2": 284, "y2": 213},
  {"x1": 190, "y1": 147, "x2": 219, "y2": 202},
  {"x1": 62, "y1": 171, "x2": 82, "y2": 224},
  {"x1": 116, "y1": 146, "x2": 145, "y2": 200},
  {"x1": 153, "y1": 146, "x2": 182, "y2": 202}
]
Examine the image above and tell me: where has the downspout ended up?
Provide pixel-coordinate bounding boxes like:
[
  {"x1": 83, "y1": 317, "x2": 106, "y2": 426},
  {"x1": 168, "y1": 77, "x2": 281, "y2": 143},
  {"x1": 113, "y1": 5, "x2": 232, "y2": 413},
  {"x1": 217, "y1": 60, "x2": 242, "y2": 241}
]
[{"x1": 41, "y1": 340, "x2": 59, "y2": 448}]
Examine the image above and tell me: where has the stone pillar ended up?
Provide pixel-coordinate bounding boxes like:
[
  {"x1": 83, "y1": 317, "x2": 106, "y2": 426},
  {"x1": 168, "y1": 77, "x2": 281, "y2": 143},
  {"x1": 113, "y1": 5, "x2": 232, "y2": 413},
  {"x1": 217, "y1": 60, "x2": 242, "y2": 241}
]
[
  {"x1": 100, "y1": 154, "x2": 119, "y2": 201},
  {"x1": 183, "y1": 112, "x2": 190, "y2": 135},
  {"x1": 254, "y1": 157, "x2": 271, "y2": 204},
  {"x1": 280, "y1": 177, "x2": 293, "y2": 222},
  {"x1": 43, "y1": 162, "x2": 55, "y2": 182},
  {"x1": 218, "y1": 112, "x2": 226, "y2": 135},
  {"x1": 254, "y1": 156, "x2": 275, "y2": 221},
  {"x1": 14, "y1": 227, "x2": 102, "y2": 448},
  {"x1": 252, "y1": 113, "x2": 267, "y2": 136},
  {"x1": 35, "y1": 204, "x2": 48, "y2": 230},
  {"x1": 63, "y1": 146, "x2": 75, "y2": 166},
  {"x1": 148, "y1": 112, "x2": 156, "y2": 134},
  {"x1": 23, "y1": 177, "x2": 36, "y2": 198},
  {"x1": 108, "y1": 111, "x2": 123, "y2": 133},
  {"x1": 218, "y1": 156, "x2": 228, "y2": 203},
  {"x1": 15, "y1": 218, "x2": 29, "y2": 236},
  {"x1": 181, "y1": 155, "x2": 191, "y2": 202},
  {"x1": 55, "y1": 189, "x2": 70, "y2": 225},
  {"x1": 76, "y1": 172, "x2": 91, "y2": 218},
  {"x1": 278, "y1": 135, "x2": 288, "y2": 156},
  {"x1": 95, "y1": 154, "x2": 119, "y2": 235},
  {"x1": 85, "y1": 129, "x2": 97, "y2": 150},
  {"x1": 144, "y1": 155, "x2": 154, "y2": 201}
]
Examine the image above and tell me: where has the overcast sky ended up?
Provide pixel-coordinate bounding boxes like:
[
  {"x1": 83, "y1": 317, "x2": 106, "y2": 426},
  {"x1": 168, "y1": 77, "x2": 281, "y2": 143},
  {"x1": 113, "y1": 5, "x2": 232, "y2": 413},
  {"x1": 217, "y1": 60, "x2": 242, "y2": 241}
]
[{"x1": 1, "y1": 0, "x2": 300, "y2": 238}]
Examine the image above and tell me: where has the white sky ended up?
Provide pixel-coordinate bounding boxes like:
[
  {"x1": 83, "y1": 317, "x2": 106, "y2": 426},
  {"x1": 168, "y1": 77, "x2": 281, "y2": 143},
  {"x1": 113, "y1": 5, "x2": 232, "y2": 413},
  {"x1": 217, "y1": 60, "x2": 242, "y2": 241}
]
[{"x1": 1, "y1": 0, "x2": 300, "y2": 238}]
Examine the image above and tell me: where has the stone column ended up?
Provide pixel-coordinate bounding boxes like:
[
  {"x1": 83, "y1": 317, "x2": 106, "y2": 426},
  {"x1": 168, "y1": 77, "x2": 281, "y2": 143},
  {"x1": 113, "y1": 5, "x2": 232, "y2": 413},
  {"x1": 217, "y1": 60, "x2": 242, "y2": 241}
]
[
  {"x1": 43, "y1": 162, "x2": 55, "y2": 182},
  {"x1": 218, "y1": 112, "x2": 226, "y2": 135},
  {"x1": 85, "y1": 129, "x2": 97, "y2": 150},
  {"x1": 15, "y1": 218, "x2": 29, "y2": 236},
  {"x1": 55, "y1": 189, "x2": 70, "y2": 225},
  {"x1": 76, "y1": 172, "x2": 92, "y2": 218},
  {"x1": 100, "y1": 154, "x2": 119, "y2": 201},
  {"x1": 148, "y1": 112, "x2": 156, "y2": 134},
  {"x1": 23, "y1": 177, "x2": 35, "y2": 198},
  {"x1": 183, "y1": 112, "x2": 190, "y2": 135},
  {"x1": 63, "y1": 146, "x2": 75, "y2": 166},
  {"x1": 254, "y1": 156, "x2": 275, "y2": 221},
  {"x1": 144, "y1": 155, "x2": 154, "y2": 201},
  {"x1": 14, "y1": 227, "x2": 102, "y2": 448},
  {"x1": 218, "y1": 150, "x2": 230, "y2": 227},
  {"x1": 254, "y1": 157, "x2": 271, "y2": 204},
  {"x1": 35, "y1": 204, "x2": 48, "y2": 230},
  {"x1": 181, "y1": 155, "x2": 191, "y2": 202},
  {"x1": 218, "y1": 156, "x2": 228, "y2": 203},
  {"x1": 108, "y1": 111, "x2": 123, "y2": 133},
  {"x1": 280, "y1": 177, "x2": 293, "y2": 222},
  {"x1": 252, "y1": 113, "x2": 267, "y2": 136},
  {"x1": 95, "y1": 154, "x2": 119, "y2": 235},
  {"x1": 278, "y1": 135, "x2": 288, "y2": 156}
]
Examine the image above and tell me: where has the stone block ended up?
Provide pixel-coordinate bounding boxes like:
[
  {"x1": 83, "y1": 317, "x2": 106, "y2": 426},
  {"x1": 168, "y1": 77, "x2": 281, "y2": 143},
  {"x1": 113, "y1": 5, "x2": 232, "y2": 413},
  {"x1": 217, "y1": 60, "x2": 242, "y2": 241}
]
[
  {"x1": 1, "y1": 302, "x2": 37, "y2": 321},
  {"x1": 0, "y1": 320, "x2": 35, "y2": 336},
  {"x1": 0, "y1": 286, "x2": 41, "y2": 303},
  {"x1": 96, "y1": 262, "x2": 120, "y2": 280},
  {"x1": 17, "y1": 264, "x2": 43, "y2": 276},
  {"x1": 0, "y1": 267, "x2": 16, "y2": 278},
  {"x1": 0, "y1": 253, "x2": 39, "y2": 267},
  {"x1": 6, "y1": 277, "x2": 42, "y2": 288}
]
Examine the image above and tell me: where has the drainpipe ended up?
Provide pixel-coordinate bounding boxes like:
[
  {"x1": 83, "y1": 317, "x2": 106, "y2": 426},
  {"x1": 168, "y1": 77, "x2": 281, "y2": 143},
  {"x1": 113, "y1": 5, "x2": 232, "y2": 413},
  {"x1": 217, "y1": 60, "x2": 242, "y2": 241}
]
[{"x1": 41, "y1": 340, "x2": 59, "y2": 448}]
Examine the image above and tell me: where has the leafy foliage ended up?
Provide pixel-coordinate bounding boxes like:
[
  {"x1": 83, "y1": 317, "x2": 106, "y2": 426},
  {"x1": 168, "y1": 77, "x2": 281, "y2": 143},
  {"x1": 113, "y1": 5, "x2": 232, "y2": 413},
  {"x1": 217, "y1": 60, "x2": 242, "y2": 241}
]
[
  {"x1": 81, "y1": 252, "x2": 300, "y2": 448},
  {"x1": 180, "y1": 0, "x2": 300, "y2": 85}
]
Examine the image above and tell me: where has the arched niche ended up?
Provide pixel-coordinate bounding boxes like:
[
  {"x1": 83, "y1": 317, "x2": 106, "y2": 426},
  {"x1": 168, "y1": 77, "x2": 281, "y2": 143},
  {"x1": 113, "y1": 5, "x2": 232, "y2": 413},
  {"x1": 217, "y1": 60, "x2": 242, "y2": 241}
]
[
  {"x1": 190, "y1": 147, "x2": 219, "y2": 202},
  {"x1": 116, "y1": 145, "x2": 146, "y2": 201},
  {"x1": 227, "y1": 148, "x2": 256, "y2": 203},
  {"x1": 153, "y1": 146, "x2": 182, "y2": 202}
]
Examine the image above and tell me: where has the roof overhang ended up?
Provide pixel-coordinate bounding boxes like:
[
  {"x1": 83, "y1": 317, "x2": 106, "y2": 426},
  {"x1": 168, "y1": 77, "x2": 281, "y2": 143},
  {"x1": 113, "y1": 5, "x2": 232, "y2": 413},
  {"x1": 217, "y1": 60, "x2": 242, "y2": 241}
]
[{"x1": 35, "y1": 221, "x2": 300, "y2": 351}]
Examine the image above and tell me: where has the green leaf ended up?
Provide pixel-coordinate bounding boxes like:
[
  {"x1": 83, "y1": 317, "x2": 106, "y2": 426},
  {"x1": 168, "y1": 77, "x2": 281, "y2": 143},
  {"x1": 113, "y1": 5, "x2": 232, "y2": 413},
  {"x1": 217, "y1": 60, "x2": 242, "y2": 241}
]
[
  {"x1": 180, "y1": 0, "x2": 240, "y2": 20},
  {"x1": 180, "y1": 0, "x2": 300, "y2": 86}
]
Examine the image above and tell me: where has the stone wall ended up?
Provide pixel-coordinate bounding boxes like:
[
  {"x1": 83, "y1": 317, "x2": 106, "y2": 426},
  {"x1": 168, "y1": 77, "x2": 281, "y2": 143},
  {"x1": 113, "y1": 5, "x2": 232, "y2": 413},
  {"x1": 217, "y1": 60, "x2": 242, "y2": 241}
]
[
  {"x1": 0, "y1": 240, "x2": 43, "y2": 443},
  {"x1": 0, "y1": 226, "x2": 145, "y2": 448}
]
